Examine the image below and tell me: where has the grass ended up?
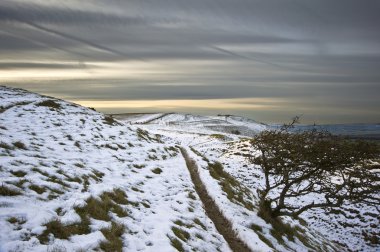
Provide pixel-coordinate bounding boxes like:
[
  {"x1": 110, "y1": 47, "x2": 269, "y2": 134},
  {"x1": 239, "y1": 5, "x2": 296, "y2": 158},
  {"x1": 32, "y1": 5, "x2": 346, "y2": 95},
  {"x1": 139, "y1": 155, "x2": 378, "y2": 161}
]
[
  {"x1": 7, "y1": 216, "x2": 26, "y2": 225},
  {"x1": 170, "y1": 238, "x2": 185, "y2": 252},
  {"x1": 74, "y1": 163, "x2": 84, "y2": 168},
  {"x1": 210, "y1": 134, "x2": 226, "y2": 140},
  {"x1": 137, "y1": 128, "x2": 162, "y2": 143},
  {"x1": 208, "y1": 162, "x2": 254, "y2": 210},
  {"x1": 102, "y1": 188, "x2": 129, "y2": 205},
  {"x1": 0, "y1": 184, "x2": 21, "y2": 196},
  {"x1": 151, "y1": 168, "x2": 162, "y2": 174},
  {"x1": 12, "y1": 179, "x2": 28, "y2": 188},
  {"x1": 66, "y1": 176, "x2": 82, "y2": 184},
  {"x1": 38, "y1": 218, "x2": 91, "y2": 244},
  {"x1": 32, "y1": 167, "x2": 49, "y2": 177},
  {"x1": 250, "y1": 223, "x2": 263, "y2": 232},
  {"x1": 171, "y1": 226, "x2": 190, "y2": 241},
  {"x1": 174, "y1": 220, "x2": 194, "y2": 229},
  {"x1": 0, "y1": 142, "x2": 13, "y2": 150},
  {"x1": 10, "y1": 170, "x2": 27, "y2": 177},
  {"x1": 99, "y1": 222, "x2": 125, "y2": 252},
  {"x1": 188, "y1": 192, "x2": 196, "y2": 200},
  {"x1": 103, "y1": 115, "x2": 119, "y2": 126},
  {"x1": 74, "y1": 141, "x2": 81, "y2": 149},
  {"x1": 39, "y1": 189, "x2": 128, "y2": 245},
  {"x1": 36, "y1": 100, "x2": 61, "y2": 109},
  {"x1": 170, "y1": 237, "x2": 185, "y2": 252},
  {"x1": 75, "y1": 191, "x2": 128, "y2": 222},
  {"x1": 257, "y1": 201, "x2": 313, "y2": 248},
  {"x1": 46, "y1": 175, "x2": 70, "y2": 187},
  {"x1": 92, "y1": 170, "x2": 105, "y2": 180},
  {"x1": 29, "y1": 184, "x2": 46, "y2": 194},
  {"x1": 133, "y1": 164, "x2": 146, "y2": 169},
  {"x1": 13, "y1": 141, "x2": 27, "y2": 150},
  {"x1": 193, "y1": 218, "x2": 206, "y2": 230},
  {"x1": 81, "y1": 175, "x2": 89, "y2": 192}
]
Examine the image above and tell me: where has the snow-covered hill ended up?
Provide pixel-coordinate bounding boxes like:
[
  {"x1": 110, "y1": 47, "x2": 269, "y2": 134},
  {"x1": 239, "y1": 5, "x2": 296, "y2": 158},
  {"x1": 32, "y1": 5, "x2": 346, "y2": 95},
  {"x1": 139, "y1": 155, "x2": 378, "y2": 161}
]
[
  {"x1": 1, "y1": 86, "x2": 377, "y2": 252},
  {"x1": 113, "y1": 113, "x2": 268, "y2": 137},
  {"x1": 0, "y1": 87, "x2": 230, "y2": 252}
]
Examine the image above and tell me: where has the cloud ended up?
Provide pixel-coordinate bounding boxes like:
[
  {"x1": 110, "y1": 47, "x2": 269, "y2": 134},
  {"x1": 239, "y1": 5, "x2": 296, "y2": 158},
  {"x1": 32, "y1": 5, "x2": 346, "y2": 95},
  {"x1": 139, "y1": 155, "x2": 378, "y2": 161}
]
[{"x1": 0, "y1": 0, "x2": 379, "y2": 123}]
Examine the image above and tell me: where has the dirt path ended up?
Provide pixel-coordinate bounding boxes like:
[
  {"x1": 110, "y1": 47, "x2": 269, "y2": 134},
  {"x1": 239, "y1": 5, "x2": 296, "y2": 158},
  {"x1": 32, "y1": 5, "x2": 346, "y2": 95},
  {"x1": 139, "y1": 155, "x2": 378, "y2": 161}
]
[{"x1": 180, "y1": 147, "x2": 252, "y2": 252}]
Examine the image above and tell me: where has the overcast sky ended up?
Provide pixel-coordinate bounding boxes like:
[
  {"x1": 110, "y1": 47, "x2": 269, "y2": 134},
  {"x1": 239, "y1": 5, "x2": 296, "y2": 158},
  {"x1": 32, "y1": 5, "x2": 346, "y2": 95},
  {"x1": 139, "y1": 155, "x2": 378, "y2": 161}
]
[{"x1": 1, "y1": 0, "x2": 379, "y2": 123}]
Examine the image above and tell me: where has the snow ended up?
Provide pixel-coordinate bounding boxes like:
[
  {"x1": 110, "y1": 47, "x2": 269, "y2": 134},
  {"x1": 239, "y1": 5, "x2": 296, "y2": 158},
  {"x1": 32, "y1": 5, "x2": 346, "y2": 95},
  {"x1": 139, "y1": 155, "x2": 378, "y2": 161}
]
[
  {"x1": 0, "y1": 86, "x2": 229, "y2": 252},
  {"x1": 1, "y1": 85, "x2": 378, "y2": 252}
]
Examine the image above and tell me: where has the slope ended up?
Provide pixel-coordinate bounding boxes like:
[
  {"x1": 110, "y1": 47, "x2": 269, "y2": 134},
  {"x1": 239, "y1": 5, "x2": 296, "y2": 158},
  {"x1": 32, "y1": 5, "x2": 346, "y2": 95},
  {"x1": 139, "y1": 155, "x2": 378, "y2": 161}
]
[{"x1": 0, "y1": 86, "x2": 230, "y2": 252}]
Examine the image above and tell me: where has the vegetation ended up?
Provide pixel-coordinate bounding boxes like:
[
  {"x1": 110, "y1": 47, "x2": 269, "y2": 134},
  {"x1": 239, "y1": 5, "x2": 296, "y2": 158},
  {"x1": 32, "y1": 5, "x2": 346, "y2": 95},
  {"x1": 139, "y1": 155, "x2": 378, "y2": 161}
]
[
  {"x1": 151, "y1": 168, "x2": 162, "y2": 174},
  {"x1": 208, "y1": 162, "x2": 254, "y2": 210},
  {"x1": 171, "y1": 226, "x2": 190, "y2": 241},
  {"x1": 29, "y1": 184, "x2": 46, "y2": 194},
  {"x1": 38, "y1": 218, "x2": 90, "y2": 244},
  {"x1": 39, "y1": 189, "x2": 128, "y2": 247},
  {"x1": 0, "y1": 184, "x2": 21, "y2": 196},
  {"x1": 170, "y1": 237, "x2": 184, "y2": 252},
  {"x1": 36, "y1": 100, "x2": 61, "y2": 109},
  {"x1": 99, "y1": 222, "x2": 125, "y2": 252},
  {"x1": 13, "y1": 141, "x2": 27, "y2": 150},
  {"x1": 103, "y1": 115, "x2": 119, "y2": 126},
  {"x1": 250, "y1": 117, "x2": 380, "y2": 219},
  {"x1": 10, "y1": 170, "x2": 27, "y2": 177}
]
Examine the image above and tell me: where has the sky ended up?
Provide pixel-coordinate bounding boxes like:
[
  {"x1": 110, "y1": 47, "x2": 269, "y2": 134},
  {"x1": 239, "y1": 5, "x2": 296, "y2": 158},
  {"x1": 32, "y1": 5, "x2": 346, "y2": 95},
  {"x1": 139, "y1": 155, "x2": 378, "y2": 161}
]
[{"x1": 1, "y1": 0, "x2": 379, "y2": 124}]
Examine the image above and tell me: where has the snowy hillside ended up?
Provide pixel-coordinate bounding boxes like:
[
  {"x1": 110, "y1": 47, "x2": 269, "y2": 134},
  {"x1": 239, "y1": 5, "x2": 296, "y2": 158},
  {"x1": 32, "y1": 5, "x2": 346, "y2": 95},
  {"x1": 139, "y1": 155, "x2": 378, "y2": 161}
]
[
  {"x1": 1, "y1": 86, "x2": 377, "y2": 252},
  {"x1": 0, "y1": 87, "x2": 229, "y2": 252},
  {"x1": 113, "y1": 113, "x2": 268, "y2": 137}
]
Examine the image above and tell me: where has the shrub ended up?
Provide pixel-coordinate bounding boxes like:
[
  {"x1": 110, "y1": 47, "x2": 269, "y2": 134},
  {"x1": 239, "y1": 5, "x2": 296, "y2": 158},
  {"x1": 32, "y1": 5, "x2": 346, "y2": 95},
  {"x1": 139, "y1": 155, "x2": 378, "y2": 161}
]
[{"x1": 250, "y1": 118, "x2": 380, "y2": 218}]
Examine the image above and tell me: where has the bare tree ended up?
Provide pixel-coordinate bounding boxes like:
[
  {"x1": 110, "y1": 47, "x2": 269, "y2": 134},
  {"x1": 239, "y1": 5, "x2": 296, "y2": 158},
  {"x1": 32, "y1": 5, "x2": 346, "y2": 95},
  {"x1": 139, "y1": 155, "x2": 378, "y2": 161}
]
[{"x1": 250, "y1": 119, "x2": 380, "y2": 218}]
